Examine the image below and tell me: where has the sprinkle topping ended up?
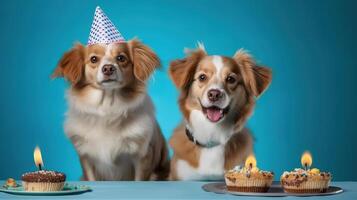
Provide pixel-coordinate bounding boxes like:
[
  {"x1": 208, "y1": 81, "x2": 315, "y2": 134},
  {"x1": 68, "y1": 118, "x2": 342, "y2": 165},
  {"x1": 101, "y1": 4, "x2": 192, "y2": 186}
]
[
  {"x1": 228, "y1": 165, "x2": 274, "y2": 178},
  {"x1": 22, "y1": 170, "x2": 66, "y2": 183}
]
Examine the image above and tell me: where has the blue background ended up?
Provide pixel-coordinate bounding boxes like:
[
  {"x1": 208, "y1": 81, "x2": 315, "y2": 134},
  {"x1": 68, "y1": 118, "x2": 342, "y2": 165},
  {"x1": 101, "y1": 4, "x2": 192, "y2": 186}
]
[{"x1": 0, "y1": 0, "x2": 356, "y2": 181}]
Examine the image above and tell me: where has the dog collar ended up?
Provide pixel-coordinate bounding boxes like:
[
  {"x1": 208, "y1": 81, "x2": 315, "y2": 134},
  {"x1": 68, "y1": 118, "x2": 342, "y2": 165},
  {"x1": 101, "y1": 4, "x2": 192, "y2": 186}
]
[{"x1": 185, "y1": 127, "x2": 221, "y2": 148}]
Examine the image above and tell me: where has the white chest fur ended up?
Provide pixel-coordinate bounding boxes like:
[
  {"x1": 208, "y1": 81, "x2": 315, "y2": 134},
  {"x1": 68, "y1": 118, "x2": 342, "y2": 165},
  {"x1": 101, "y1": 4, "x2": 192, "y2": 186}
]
[
  {"x1": 65, "y1": 111, "x2": 153, "y2": 163},
  {"x1": 176, "y1": 145, "x2": 225, "y2": 180},
  {"x1": 175, "y1": 110, "x2": 234, "y2": 180},
  {"x1": 64, "y1": 88, "x2": 155, "y2": 179}
]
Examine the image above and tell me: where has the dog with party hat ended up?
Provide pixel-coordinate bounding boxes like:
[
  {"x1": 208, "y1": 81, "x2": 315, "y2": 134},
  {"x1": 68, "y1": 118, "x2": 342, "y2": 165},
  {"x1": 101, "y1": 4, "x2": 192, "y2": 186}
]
[{"x1": 52, "y1": 6, "x2": 169, "y2": 181}]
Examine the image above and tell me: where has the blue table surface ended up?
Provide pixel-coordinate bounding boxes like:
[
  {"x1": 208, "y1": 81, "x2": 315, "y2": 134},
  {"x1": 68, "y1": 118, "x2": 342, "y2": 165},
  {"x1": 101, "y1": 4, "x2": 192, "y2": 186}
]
[{"x1": 0, "y1": 181, "x2": 356, "y2": 200}]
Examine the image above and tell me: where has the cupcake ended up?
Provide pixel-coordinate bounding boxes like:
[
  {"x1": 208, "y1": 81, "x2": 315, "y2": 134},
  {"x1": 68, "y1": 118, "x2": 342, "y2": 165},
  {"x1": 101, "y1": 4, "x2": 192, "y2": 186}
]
[
  {"x1": 225, "y1": 155, "x2": 274, "y2": 192},
  {"x1": 280, "y1": 168, "x2": 331, "y2": 193},
  {"x1": 281, "y1": 151, "x2": 332, "y2": 193},
  {"x1": 21, "y1": 170, "x2": 66, "y2": 192}
]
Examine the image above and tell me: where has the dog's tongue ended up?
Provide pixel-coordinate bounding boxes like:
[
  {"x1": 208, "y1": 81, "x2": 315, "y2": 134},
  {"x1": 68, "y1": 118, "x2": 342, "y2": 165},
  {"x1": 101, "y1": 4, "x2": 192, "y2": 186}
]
[{"x1": 206, "y1": 107, "x2": 223, "y2": 122}]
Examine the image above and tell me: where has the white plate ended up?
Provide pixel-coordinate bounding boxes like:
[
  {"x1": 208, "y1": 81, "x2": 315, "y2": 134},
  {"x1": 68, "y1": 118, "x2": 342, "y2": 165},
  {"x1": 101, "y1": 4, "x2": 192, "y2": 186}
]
[{"x1": 202, "y1": 182, "x2": 343, "y2": 197}]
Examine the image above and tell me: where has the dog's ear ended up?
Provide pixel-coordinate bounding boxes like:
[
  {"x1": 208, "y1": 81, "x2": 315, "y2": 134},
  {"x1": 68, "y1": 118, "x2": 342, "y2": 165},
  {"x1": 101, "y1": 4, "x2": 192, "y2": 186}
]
[
  {"x1": 128, "y1": 39, "x2": 160, "y2": 82},
  {"x1": 233, "y1": 49, "x2": 272, "y2": 97},
  {"x1": 52, "y1": 43, "x2": 85, "y2": 86},
  {"x1": 169, "y1": 47, "x2": 206, "y2": 90}
]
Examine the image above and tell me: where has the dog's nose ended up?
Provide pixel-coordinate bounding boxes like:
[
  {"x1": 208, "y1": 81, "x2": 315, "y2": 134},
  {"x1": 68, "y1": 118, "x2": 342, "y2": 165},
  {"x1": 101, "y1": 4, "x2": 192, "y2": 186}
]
[
  {"x1": 207, "y1": 89, "x2": 223, "y2": 102},
  {"x1": 102, "y1": 64, "x2": 116, "y2": 76}
]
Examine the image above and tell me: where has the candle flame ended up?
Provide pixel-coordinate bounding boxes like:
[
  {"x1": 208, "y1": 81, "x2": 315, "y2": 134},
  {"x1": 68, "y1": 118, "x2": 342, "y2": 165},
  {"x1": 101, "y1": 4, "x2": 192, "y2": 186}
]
[
  {"x1": 301, "y1": 151, "x2": 312, "y2": 168},
  {"x1": 245, "y1": 154, "x2": 257, "y2": 169},
  {"x1": 33, "y1": 146, "x2": 43, "y2": 169}
]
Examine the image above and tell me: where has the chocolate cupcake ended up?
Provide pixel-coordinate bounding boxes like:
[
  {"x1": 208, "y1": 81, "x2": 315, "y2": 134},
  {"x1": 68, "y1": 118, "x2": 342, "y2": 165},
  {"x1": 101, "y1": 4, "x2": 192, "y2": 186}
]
[
  {"x1": 22, "y1": 170, "x2": 66, "y2": 192},
  {"x1": 280, "y1": 168, "x2": 331, "y2": 193}
]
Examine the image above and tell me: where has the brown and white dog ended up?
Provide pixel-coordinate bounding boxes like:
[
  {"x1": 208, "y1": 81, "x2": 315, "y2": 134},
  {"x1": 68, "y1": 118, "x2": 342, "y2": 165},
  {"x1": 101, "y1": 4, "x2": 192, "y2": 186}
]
[
  {"x1": 52, "y1": 39, "x2": 169, "y2": 181},
  {"x1": 169, "y1": 44, "x2": 272, "y2": 180}
]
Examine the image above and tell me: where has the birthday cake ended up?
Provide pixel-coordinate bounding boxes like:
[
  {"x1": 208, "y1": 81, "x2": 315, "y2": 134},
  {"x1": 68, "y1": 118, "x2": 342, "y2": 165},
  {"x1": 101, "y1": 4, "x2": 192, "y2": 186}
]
[
  {"x1": 225, "y1": 165, "x2": 274, "y2": 192},
  {"x1": 21, "y1": 170, "x2": 66, "y2": 192},
  {"x1": 280, "y1": 168, "x2": 331, "y2": 193}
]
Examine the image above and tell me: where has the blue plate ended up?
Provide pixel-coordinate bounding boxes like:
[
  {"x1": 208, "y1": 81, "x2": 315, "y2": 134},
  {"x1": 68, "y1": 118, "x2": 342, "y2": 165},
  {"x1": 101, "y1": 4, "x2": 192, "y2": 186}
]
[{"x1": 0, "y1": 183, "x2": 91, "y2": 196}]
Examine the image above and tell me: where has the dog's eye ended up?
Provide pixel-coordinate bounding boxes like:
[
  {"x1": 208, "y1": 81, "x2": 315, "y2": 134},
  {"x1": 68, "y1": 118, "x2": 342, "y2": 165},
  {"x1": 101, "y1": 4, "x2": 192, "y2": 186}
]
[
  {"x1": 90, "y1": 56, "x2": 98, "y2": 63},
  {"x1": 116, "y1": 55, "x2": 126, "y2": 63},
  {"x1": 226, "y1": 76, "x2": 236, "y2": 84},
  {"x1": 198, "y1": 74, "x2": 207, "y2": 82}
]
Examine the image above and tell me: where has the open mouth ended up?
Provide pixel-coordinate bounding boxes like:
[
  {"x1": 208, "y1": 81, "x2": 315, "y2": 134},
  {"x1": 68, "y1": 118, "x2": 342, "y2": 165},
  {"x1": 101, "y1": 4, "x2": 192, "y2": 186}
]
[{"x1": 202, "y1": 105, "x2": 229, "y2": 123}]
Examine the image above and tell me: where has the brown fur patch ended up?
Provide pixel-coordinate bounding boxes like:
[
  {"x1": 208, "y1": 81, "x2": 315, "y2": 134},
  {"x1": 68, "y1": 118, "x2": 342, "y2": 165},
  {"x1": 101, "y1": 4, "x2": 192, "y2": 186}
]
[
  {"x1": 224, "y1": 128, "x2": 253, "y2": 170},
  {"x1": 169, "y1": 48, "x2": 206, "y2": 90},
  {"x1": 169, "y1": 124, "x2": 201, "y2": 168},
  {"x1": 233, "y1": 49, "x2": 272, "y2": 97},
  {"x1": 233, "y1": 96, "x2": 255, "y2": 132},
  {"x1": 169, "y1": 48, "x2": 206, "y2": 119},
  {"x1": 129, "y1": 39, "x2": 160, "y2": 82},
  {"x1": 52, "y1": 43, "x2": 85, "y2": 87}
]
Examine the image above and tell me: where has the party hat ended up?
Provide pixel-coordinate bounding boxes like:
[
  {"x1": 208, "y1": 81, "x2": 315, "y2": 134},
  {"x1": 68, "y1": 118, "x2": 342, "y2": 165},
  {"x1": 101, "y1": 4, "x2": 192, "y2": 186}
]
[{"x1": 87, "y1": 6, "x2": 125, "y2": 45}]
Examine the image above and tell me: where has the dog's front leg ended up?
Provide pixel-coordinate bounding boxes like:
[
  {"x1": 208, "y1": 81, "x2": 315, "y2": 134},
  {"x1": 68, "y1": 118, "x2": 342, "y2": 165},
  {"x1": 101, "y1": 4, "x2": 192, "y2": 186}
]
[
  {"x1": 133, "y1": 157, "x2": 147, "y2": 181},
  {"x1": 133, "y1": 154, "x2": 153, "y2": 181},
  {"x1": 130, "y1": 134, "x2": 153, "y2": 181},
  {"x1": 80, "y1": 157, "x2": 96, "y2": 181}
]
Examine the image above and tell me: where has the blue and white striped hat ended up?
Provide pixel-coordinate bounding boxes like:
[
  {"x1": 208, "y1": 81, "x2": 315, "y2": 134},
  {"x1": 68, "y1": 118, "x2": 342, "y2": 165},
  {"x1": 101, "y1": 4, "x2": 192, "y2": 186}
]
[{"x1": 87, "y1": 6, "x2": 125, "y2": 45}]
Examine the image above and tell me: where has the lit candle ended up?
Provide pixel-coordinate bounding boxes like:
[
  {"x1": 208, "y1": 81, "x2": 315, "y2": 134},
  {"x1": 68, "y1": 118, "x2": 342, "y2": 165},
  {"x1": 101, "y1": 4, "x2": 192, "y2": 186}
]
[
  {"x1": 33, "y1": 146, "x2": 44, "y2": 171},
  {"x1": 301, "y1": 151, "x2": 312, "y2": 171},
  {"x1": 245, "y1": 154, "x2": 257, "y2": 171}
]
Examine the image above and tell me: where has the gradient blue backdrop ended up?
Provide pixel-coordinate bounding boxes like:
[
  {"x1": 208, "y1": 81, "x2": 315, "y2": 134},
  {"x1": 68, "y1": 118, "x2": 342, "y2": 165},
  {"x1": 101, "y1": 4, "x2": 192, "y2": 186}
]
[{"x1": 0, "y1": 0, "x2": 356, "y2": 181}]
